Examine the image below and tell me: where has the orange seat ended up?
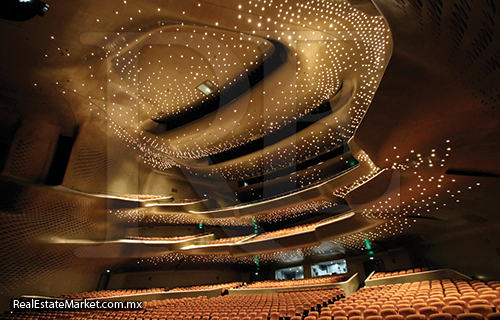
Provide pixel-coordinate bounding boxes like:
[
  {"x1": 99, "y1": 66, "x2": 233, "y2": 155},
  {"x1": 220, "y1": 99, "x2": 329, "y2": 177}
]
[
  {"x1": 429, "y1": 302, "x2": 445, "y2": 312},
  {"x1": 386, "y1": 316, "x2": 404, "y2": 320},
  {"x1": 269, "y1": 312, "x2": 279, "y2": 320},
  {"x1": 486, "y1": 314, "x2": 500, "y2": 320},
  {"x1": 406, "y1": 315, "x2": 426, "y2": 320},
  {"x1": 333, "y1": 311, "x2": 346, "y2": 317},
  {"x1": 344, "y1": 306, "x2": 354, "y2": 313},
  {"x1": 429, "y1": 315, "x2": 452, "y2": 320},
  {"x1": 449, "y1": 301, "x2": 468, "y2": 312},
  {"x1": 479, "y1": 295, "x2": 498, "y2": 307},
  {"x1": 460, "y1": 297, "x2": 476, "y2": 306},
  {"x1": 419, "y1": 307, "x2": 438, "y2": 319},
  {"x1": 381, "y1": 309, "x2": 398, "y2": 318},
  {"x1": 469, "y1": 299, "x2": 490, "y2": 306},
  {"x1": 398, "y1": 304, "x2": 412, "y2": 310},
  {"x1": 428, "y1": 299, "x2": 442, "y2": 305},
  {"x1": 443, "y1": 298, "x2": 459, "y2": 306},
  {"x1": 364, "y1": 309, "x2": 380, "y2": 318},
  {"x1": 468, "y1": 305, "x2": 493, "y2": 318},
  {"x1": 442, "y1": 305, "x2": 464, "y2": 318},
  {"x1": 399, "y1": 308, "x2": 417, "y2": 319},
  {"x1": 348, "y1": 310, "x2": 362, "y2": 318},
  {"x1": 456, "y1": 314, "x2": 483, "y2": 320}
]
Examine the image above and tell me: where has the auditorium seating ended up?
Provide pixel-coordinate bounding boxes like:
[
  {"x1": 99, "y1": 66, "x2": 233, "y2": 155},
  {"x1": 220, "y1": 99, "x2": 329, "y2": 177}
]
[
  {"x1": 205, "y1": 236, "x2": 253, "y2": 245},
  {"x1": 248, "y1": 217, "x2": 341, "y2": 242},
  {"x1": 169, "y1": 282, "x2": 243, "y2": 292},
  {"x1": 115, "y1": 194, "x2": 170, "y2": 200},
  {"x1": 197, "y1": 215, "x2": 345, "y2": 246},
  {"x1": 330, "y1": 279, "x2": 499, "y2": 320},
  {"x1": 370, "y1": 268, "x2": 430, "y2": 279},
  {"x1": 4, "y1": 287, "x2": 344, "y2": 320},
  {"x1": 242, "y1": 275, "x2": 349, "y2": 289},
  {"x1": 169, "y1": 199, "x2": 204, "y2": 204},
  {"x1": 114, "y1": 195, "x2": 202, "y2": 203},
  {"x1": 59, "y1": 287, "x2": 168, "y2": 299},
  {"x1": 126, "y1": 235, "x2": 205, "y2": 242},
  {"x1": 10, "y1": 276, "x2": 500, "y2": 320}
]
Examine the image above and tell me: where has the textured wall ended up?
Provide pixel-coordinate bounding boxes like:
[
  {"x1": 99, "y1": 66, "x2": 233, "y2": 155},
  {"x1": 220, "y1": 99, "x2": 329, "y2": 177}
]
[{"x1": 108, "y1": 269, "x2": 250, "y2": 290}]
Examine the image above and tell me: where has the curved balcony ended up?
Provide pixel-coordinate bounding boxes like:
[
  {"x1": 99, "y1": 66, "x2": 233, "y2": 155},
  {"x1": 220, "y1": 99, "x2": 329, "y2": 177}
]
[
  {"x1": 50, "y1": 212, "x2": 385, "y2": 258},
  {"x1": 181, "y1": 212, "x2": 386, "y2": 257}
]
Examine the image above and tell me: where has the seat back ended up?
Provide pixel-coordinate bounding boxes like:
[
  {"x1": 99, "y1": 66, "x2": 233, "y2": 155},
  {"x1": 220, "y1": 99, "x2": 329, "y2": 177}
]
[
  {"x1": 468, "y1": 305, "x2": 493, "y2": 318},
  {"x1": 456, "y1": 313, "x2": 483, "y2": 320}
]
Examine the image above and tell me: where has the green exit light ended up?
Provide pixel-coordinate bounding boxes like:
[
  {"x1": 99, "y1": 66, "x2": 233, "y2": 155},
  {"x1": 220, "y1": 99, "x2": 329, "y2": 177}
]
[
  {"x1": 198, "y1": 223, "x2": 203, "y2": 229},
  {"x1": 365, "y1": 239, "x2": 372, "y2": 250}
]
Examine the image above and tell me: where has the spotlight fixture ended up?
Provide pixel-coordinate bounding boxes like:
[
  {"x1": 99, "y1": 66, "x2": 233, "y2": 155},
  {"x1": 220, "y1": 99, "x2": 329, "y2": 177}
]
[
  {"x1": 1, "y1": 0, "x2": 50, "y2": 21},
  {"x1": 196, "y1": 80, "x2": 218, "y2": 96}
]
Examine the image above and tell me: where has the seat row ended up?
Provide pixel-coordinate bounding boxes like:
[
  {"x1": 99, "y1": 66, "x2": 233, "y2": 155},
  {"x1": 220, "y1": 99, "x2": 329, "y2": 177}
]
[
  {"x1": 126, "y1": 235, "x2": 203, "y2": 242},
  {"x1": 328, "y1": 279, "x2": 500, "y2": 320},
  {"x1": 115, "y1": 194, "x2": 168, "y2": 200},
  {"x1": 170, "y1": 282, "x2": 243, "y2": 292},
  {"x1": 242, "y1": 275, "x2": 348, "y2": 289},
  {"x1": 248, "y1": 216, "x2": 343, "y2": 242},
  {"x1": 205, "y1": 236, "x2": 253, "y2": 245},
  {"x1": 3, "y1": 287, "x2": 345, "y2": 320},
  {"x1": 56, "y1": 274, "x2": 348, "y2": 299},
  {"x1": 59, "y1": 287, "x2": 169, "y2": 299},
  {"x1": 370, "y1": 268, "x2": 430, "y2": 279}
]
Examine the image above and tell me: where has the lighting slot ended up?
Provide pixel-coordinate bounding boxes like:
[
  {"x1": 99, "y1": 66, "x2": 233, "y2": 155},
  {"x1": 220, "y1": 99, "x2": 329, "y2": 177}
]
[{"x1": 196, "y1": 80, "x2": 218, "y2": 96}]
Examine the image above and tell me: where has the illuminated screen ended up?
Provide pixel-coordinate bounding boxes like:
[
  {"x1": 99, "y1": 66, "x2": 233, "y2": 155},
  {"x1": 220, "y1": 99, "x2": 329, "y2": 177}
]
[
  {"x1": 275, "y1": 266, "x2": 304, "y2": 280},
  {"x1": 311, "y1": 259, "x2": 347, "y2": 277}
]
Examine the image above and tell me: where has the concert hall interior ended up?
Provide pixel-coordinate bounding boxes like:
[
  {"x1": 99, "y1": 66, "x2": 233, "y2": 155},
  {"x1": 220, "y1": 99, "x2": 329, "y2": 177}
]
[{"x1": 1, "y1": 0, "x2": 500, "y2": 316}]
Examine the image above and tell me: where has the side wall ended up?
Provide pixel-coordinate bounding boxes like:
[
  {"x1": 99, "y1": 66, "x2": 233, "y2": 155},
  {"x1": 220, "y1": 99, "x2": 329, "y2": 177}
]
[
  {"x1": 1, "y1": 269, "x2": 101, "y2": 313},
  {"x1": 345, "y1": 249, "x2": 413, "y2": 281},
  {"x1": 423, "y1": 226, "x2": 500, "y2": 280}
]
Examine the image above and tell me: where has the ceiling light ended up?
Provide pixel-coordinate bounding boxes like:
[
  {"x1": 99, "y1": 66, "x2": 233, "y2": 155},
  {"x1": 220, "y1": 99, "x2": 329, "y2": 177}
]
[{"x1": 196, "y1": 80, "x2": 218, "y2": 96}]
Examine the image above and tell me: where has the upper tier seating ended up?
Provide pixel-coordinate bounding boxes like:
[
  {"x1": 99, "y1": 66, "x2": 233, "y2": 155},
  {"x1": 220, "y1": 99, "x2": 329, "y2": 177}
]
[
  {"x1": 59, "y1": 287, "x2": 168, "y2": 299},
  {"x1": 169, "y1": 199, "x2": 204, "y2": 204},
  {"x1": 370, "y1": 268, "x2": 430, "y2": 279},
  {"x1": 242, "y1": 275, "x2": 349, "y2": 289},
  {"x1": 125, "y1": 235, "x2": 203, "y2": 242},
  {"x1": 114, "y1": 195, "x2": 202, "y2": 203},
  {"x1": 206, "y1": 236, "x2": 253, "y2": 245},
  {"x1": 114, "y1": 194, "x2": 169, "y2": 200},
  {"x1": 169, "y1": 282, "x2": 244, "y2": 292},
  {"x1": 249, "y1": 216, "x2": 341, "y2": 242}
]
